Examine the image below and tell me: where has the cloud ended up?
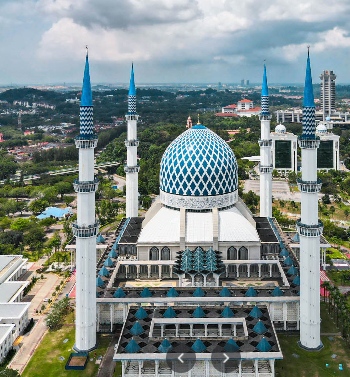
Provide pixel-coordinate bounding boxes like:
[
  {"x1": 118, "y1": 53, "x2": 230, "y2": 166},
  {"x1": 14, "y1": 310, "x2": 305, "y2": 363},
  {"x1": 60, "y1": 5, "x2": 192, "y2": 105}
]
[
  {"x1": 38, "y1": 0, "x2": 202, "y2": 29},
  {"x1": 2, "y1": 0, "x2": 350, "y2": 83}
]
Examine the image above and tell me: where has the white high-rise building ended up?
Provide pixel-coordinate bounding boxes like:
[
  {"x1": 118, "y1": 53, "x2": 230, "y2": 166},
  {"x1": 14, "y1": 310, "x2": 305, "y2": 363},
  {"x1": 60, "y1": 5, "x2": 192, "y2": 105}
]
[{"x1": 320, "y1": 70, "x2": 336, "y2": 121}]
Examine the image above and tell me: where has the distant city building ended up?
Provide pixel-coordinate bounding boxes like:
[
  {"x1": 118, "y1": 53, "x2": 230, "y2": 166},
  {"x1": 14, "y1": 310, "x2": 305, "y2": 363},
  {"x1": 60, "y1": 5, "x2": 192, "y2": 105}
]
[
  {"x1": 270, "y1": 121, "x2": 340, "y2": 172},
  {"x1": 271, "y1": 123, "x2": 298, "y2": 173},
  {"x1": 320, "y1": 70, "x2": 336, "y2": 121},
  {"x1": 217, "y1": 99, "x2": 260, "y2": 118},
  {"x1": 316, "y1": 122, "x2": 340, "y2": 171},
  {"x1": 275, "y1": 108, "x2": 350, "y2": 125},
  {"x1": 240, "y1": 79, "x2": 250, "y2": 86}
]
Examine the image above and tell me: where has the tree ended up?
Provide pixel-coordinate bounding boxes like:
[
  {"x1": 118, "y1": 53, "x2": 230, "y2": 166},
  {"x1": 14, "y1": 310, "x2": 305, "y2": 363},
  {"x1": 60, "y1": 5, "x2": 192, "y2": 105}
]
[
  {"x1": 28, "y1": 199, "x2": 49, "y2": 215},
  {"x1": 55, "y1": 181, "x2": 72, "y2": 200},
  {"x1": 322, "y1": 194, "x2": 331, "y2": 205},
  {"x1": 48, "y1": 232, "x2": 61, "y2": 253},
  {"x1": 24, "y1": 225, "x2": 46, "y2": 250},
  {"x1": 0, "y1": 369, "x2": 21, "y2": 377},
  {"x1": 10, "y1": 218, "x2": 31, "y2": 232}
]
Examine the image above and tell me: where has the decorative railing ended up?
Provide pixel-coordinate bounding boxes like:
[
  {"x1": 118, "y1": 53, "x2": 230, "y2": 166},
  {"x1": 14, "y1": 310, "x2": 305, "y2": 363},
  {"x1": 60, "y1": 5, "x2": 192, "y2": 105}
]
[
  {"x1": 124, "y1": 139, "x2": 139, "y2": 147},
  {"x1": 72, "y1": 221, "x2": 99, "y2": 238},
  {"x1": 258, "y1": 139, "x2": 272, "y2": 147},
  {"x1": 73, "y1": 178, "x2": 99, "y2": 193},
  {"x1": 297, "y1": 178, "x2": 322, "y2": 193},
  {"x1": 259, "y1": 164, "x2": 273, "y2": 174},
  {"x1": 296, "y1": 219, "x2": 323, "y2": 237},
  {"x1": 124, "y1": 165, "x2": 140, "y2": 173}
]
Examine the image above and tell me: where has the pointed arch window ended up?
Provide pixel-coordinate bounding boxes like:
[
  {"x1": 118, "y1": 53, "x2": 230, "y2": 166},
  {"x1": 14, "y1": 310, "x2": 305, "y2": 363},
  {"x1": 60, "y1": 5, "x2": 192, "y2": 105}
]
[
  {"x1": 227, "y1": 247, "x2": 237, "y2": 260},
  {"x1": 161, "y1": 247, "x2": 170, "y2": 260},
  {"x1": 149, "y1": 247, "x2": 159, "y2": 261},
  {"x1": 238, "y1": 246, "x2": 248, "y2": 260}
]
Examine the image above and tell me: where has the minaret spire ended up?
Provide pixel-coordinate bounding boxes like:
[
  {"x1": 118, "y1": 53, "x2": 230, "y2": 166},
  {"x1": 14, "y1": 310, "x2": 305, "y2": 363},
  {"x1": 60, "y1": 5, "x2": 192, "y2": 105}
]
[
  {"x1": 72, "y1": 50, "x2": 99, "y2": 352},
  {"x1": 80, "y1": 47, "x2": 93, "y2": 108},
  {"x1": 297, "y1": 48, "x2": 323, "y2": 350},
  {"x1": 125, "y1": 63, "x2": 139, "y2": 218},
  {"x1": 259, "y1": 62, "x2": 272, "y2": 217}
]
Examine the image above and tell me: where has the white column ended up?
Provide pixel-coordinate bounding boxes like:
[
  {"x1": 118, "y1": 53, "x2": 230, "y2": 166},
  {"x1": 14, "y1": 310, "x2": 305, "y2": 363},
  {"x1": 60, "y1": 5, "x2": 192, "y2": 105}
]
[
  {"x1": 299, "y1": 145, "x2": 321, "y2": 349},
  {"x1": 125, "y1": 117, "x2": 139, "y2": 218},
  {"x1": 155, "y1": 360, "x2": 159, "y2": 377},
  {"x1": 259, "y1": 118, "x2": 272, "y2": 217},
  {"x1": 110, "y1": 304, "x2": 114, "y2": 333}
]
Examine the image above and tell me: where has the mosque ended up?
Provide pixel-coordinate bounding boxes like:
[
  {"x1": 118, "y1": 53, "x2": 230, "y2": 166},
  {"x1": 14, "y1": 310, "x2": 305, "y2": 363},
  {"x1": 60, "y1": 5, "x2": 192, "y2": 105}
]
[{"x1": 73, "y1": 51, "x2": 323, "y2": 377}]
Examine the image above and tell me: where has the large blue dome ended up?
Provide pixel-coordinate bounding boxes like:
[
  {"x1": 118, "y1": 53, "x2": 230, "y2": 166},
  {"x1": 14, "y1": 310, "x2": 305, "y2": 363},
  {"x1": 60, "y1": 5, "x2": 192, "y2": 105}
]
[{"x1": 159, "y1": 124, "x2": 238, "y2": 210}]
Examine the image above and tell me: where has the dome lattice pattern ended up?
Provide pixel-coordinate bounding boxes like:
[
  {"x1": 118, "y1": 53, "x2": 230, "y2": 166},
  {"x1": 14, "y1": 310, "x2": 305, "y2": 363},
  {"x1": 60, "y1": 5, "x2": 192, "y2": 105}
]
[{"x1": 160, "y1": 125, "x2": 238, "y2": 197}]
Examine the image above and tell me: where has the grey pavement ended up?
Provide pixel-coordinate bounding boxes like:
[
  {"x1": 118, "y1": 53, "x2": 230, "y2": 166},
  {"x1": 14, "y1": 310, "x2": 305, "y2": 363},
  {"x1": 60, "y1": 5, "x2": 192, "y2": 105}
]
[
  {"x1": 97, "y1": 331, "x2": 121, "y2": 377},
  {"x1": 243, "y1": 179, "x2": 323, "y2": 202}
]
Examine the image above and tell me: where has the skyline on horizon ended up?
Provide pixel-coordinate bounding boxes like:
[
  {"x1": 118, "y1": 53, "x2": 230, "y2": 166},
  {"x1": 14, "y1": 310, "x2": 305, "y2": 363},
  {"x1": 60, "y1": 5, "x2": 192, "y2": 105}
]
[{"x1": 1, "y1": 0, "x2": 350, "y2": 85}]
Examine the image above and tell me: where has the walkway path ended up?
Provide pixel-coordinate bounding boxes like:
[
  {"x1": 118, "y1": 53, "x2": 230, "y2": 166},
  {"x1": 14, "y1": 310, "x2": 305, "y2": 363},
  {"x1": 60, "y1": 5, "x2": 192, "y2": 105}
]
[{"x1": 8, "y1": 273, "x2": 61, "y2": 374}]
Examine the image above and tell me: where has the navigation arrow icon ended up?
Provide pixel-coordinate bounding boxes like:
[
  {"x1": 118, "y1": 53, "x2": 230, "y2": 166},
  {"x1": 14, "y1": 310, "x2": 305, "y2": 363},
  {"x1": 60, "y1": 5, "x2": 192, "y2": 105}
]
[
  {"x1": 178, "y1": 353, "x2": 184, "y2": 363},
  {"x1": 223, "y1": 353, "x2": 229, "y2": 363}
]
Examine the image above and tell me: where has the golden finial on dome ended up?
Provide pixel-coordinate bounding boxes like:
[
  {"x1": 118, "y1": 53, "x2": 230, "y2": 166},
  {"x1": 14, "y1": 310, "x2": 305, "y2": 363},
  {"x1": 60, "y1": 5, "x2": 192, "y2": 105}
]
[{"x1": 197, "y1": 113, "x2": 200, "y2": 124}]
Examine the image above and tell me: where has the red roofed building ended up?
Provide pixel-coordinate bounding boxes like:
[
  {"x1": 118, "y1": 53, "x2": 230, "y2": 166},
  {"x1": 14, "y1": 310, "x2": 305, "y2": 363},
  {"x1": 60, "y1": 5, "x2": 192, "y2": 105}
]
[
  {"x1": 237, "y1": 99, "x2": 253, "y2": 110},
  {"x1": 216, "y1": 99, "x2": 261, "y2": 118},
  {"x1": 221, "y1": 104, "x2": 237, "y2": 113}
]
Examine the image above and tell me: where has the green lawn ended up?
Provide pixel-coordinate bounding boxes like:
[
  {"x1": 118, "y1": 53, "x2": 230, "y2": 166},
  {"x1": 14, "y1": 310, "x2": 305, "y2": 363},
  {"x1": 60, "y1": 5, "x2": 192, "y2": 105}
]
[
  {"x1": 276, "y1": 303, "x2": 349, "y2": 377},
  {"x1": 276, "y1": 335, "x2": 350, "y2": 377},
  {"x1": 22, "y1": 313, "x2": 112, "y2": 377}
]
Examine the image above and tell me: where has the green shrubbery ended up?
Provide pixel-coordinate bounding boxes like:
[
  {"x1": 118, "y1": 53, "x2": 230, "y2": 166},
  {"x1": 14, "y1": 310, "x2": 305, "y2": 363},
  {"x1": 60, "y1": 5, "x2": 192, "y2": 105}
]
[{"x1": 46, "y1": 297, "x2": 72, "y2": 331}]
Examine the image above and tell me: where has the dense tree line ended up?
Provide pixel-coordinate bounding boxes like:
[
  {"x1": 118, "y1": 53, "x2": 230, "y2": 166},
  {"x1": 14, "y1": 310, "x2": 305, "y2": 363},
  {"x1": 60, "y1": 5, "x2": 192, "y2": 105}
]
[{"x1": 0, "y1": 151, "x2": 17, "y2": 180}]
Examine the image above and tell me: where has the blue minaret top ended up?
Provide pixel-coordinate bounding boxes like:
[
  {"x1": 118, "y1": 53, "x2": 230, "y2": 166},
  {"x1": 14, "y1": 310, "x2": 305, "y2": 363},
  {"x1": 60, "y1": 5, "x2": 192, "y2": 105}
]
[
  {"x1": 81, "y1": 52, "x2": 93, "y2": 107},
  {"x1": 301, "y1": 48, "x2": 316, "y2": 138},
  {"x1": 129, "y1": 63, "x2": 136, "y2": 96},
  {"x1": 78, "y1": 50, "x2": 94, "y2": 138},
  {"x1": 303, "y1": 49, "x2": 315, "y2": 108},
  {"x1": 127, "y1": 63, "x2": 137, "y2": 115},
  {"x1": 260, "y1": 63, "x2": 269, "y2": 115},
  {"x1": 261, "y1": 64, "x2": 268, "y2": 97}
]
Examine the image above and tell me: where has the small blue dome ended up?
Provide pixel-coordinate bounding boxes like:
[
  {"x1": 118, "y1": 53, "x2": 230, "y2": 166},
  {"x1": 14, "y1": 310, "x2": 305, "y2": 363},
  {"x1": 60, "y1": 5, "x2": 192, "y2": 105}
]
[{"x1": 160, "y1": 125, "x2": 238, "y2": 202}]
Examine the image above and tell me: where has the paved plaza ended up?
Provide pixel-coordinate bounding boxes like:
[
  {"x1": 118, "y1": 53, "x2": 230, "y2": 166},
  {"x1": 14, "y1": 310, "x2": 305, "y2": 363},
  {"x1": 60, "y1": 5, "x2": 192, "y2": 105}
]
[{"x1": 243, "y1": 179, "x2": 300, "y2": 201}]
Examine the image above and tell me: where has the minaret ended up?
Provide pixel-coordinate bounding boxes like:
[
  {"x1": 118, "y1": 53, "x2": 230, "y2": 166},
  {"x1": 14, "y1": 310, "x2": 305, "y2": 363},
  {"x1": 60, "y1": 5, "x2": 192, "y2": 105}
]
[
  {"x1": 72, "y1": 50, "x2": 99, "y2": 351},
  {"x1": 125, "y1": 64, "x2": 139, "y2": 218},
  {"x1": 297, "y1": 49, "x2": 323, "y2": 350},
  {"x1": 259, "y1": 64, "x2": 272, "y2": 217}
]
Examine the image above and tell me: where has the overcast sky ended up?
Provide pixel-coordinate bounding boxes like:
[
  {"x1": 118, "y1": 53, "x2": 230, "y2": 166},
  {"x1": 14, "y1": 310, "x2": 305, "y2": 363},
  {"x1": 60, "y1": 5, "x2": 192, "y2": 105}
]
[{"x1": 1, "y1": 0, "x2": 350, "y2": 85}]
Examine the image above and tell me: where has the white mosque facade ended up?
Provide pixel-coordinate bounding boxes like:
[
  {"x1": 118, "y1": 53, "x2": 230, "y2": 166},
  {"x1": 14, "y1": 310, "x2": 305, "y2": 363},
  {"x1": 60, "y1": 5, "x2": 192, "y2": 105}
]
[{"x1": 72, "y1": 53, "x2": 324, "y2": 376}]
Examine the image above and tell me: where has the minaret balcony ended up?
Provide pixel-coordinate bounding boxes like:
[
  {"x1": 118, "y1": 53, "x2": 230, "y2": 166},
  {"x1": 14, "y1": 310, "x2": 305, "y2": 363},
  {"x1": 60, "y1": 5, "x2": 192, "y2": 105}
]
[
  {"x1": 298, "y1": 138, "x2": 320, "y2": 149},
  {"x1": 124, "y1": 165, "x2": 140, "y2": 173},
  {"x1": 259, "y1": 114, "x2": 272, "y2": 120},
  {"x1": 125, "y1": 114, "x2": 139, "y2": 121},
  {"x1": 259, "y1": 164, "x2": 273, "y2": 174},
  {"x1": 73, "y1": 178, "x2": 99, "y2": 193},
  {"x1": 297, "y1": 178, "x2": 322, "y2": 193},
  {"x1": 124, "y1": 139, "x2": 139, "y2": 147},
  {"x1": 72, "y1": 221, "x2": 99, "y2": 238},
  {"x1": 296, "y1": 219, "x2": 323, "y2": 237},
  {"x1": 258, "y1": 139, "x2": 272, "y2": 147},
  {"x1": 75, "y1": 135, "x2": 98, "y2": 149}
]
